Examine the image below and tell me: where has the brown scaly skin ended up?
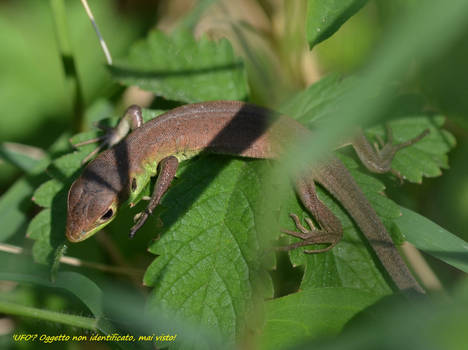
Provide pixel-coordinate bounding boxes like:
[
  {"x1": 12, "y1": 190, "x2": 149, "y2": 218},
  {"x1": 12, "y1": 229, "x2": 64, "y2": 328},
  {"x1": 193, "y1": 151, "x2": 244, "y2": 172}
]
[{"x1": 67, "y1": 101, "x2": 427, "y2": 295}]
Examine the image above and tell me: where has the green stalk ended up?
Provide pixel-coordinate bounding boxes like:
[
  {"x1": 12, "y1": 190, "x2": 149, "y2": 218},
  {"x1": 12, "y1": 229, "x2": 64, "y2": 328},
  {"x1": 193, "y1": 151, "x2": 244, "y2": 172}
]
[
  {"x1": 49, "y1": 0, "x2": 85, "y2": 132},
  {"x1": 0, "y1": 300, "x2": 96, "y2": 330}
]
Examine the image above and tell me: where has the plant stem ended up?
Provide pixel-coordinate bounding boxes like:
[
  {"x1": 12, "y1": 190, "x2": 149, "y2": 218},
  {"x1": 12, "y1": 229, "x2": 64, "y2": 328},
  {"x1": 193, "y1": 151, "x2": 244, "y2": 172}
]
[
  {"x1": 0, "y1": 242, "x2": 144, "y2": 279},
  {"x1": 0, "y1": 300, "x2": 96, "y2": 330},
  {"x1": 49, "y1": 0, "x2": 86, "y2": 133},
  {"x1": 80, "y1": 0, "x2": 113, "y2": 65}
]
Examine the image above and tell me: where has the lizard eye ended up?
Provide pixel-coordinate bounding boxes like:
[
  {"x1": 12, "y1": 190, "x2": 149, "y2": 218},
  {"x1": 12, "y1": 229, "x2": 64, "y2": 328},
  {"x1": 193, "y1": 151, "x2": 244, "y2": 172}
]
[
  {"x1": 94, "y1": 202, "x2": 117, "y2": 228},
  {"x1": 100, "y1": 208, "x2": 114, "y2": 221}
]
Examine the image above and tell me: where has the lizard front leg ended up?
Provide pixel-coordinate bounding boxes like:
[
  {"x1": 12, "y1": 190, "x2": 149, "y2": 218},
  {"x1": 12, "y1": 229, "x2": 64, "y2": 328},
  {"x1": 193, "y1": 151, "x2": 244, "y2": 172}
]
[
  {"x1": 279, "y1": 177, "x2": 343, "y2": 254},
  {"x1": 129, "y1": 156, "x2": 179, "y2": 238}
]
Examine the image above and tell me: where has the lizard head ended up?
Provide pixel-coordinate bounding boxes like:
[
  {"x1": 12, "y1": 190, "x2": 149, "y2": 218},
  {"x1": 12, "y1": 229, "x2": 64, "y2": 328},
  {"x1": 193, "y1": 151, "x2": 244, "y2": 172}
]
[{"x1": 66, "y1": 154, "x2": 123, "y2": 242}]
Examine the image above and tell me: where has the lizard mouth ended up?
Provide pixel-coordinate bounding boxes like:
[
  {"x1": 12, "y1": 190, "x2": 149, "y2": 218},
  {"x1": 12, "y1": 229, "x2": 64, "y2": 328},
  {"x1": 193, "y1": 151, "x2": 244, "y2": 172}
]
[
  {"x1": 65, "y1": 214, "x2": 88, "y2": 243},
  {"x1": 66, "y1": 225, "x2": 84, "y2": 243},
  {"x1": 65, "y1": 209, "x2": 116, "y2": 243}
]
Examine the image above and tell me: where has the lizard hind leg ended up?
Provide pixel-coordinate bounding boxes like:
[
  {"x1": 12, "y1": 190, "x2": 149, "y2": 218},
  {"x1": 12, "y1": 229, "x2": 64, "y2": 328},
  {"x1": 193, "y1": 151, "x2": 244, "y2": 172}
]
[
  {"x1": 278, "y1": 177, "x2": 343, "y2": 254},
  {"x1": 353, "y1": 126, "x2": 430, "y2": 181},
  {"x1": 280, "y1": 214, "x2": 340, "y2": 254}
]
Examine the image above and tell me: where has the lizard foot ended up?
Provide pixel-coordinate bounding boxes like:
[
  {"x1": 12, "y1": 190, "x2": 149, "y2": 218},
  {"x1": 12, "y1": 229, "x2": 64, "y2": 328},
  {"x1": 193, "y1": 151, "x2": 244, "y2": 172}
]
[
  {"x1": 72, "y1": 124, "x2": 126, "y2": 164},
  {"x1": 278, "y1": 214, "x2": 340, "y2": 254},
  {"x1": 71, "y1": 105, "x2": 144, "y2": 164},
  {"x1": 373, "y1": 125, "x2": 430, "y2": 182},
  {"x1": 129, "y1": 209, "x2": 151, "y2": 239}
]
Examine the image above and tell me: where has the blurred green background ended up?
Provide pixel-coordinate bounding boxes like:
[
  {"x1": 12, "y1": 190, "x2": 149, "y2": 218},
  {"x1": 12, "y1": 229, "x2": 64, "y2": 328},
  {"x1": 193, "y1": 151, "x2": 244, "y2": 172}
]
[{"x1": 0, "y1": 0, "x2": 156, "y2": 185}]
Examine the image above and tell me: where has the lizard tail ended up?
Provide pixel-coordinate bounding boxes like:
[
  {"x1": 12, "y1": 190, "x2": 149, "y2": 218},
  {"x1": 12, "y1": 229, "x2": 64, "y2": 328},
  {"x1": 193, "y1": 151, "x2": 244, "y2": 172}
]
[{"x1": 316, "y1": 157, "x2": 425, "y2": 295}]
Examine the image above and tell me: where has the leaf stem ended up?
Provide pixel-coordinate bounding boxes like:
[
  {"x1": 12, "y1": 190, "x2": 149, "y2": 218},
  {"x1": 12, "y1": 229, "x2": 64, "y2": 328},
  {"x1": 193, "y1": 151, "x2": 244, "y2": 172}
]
[
  {"x1": 0, "y1": 243, "x2": 143, "y2": 279},
  {"x1": 0, "y1": 300, "x2": 96, "y2": 330}
]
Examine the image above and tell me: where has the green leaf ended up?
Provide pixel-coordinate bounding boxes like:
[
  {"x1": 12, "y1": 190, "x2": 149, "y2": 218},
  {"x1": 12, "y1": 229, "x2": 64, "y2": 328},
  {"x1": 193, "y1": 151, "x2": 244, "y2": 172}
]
[
  {"x1": 111, "y1": 30, "x2": 249, "y2": 103},
  {"x1": 306, "y1": 0, "x2": 368, "y2": 48},
  {"x1": 27, "y1": 146, "x2": 87, "y2": 265},
  {"x1": 0, "y1": 251, "x2": 225, "y2": 350},
  {"x1": 259, "y1": 287, "x2": 382, "y2": 350},
  {"x1": 293, "y1": 279, "x2": 468, "y2": 350},
  {"x1": 0, "y1": 253, "x2": 104, "y2": 318},
  {"x1": 0, "y1": 253, "x2": 137, "y2": 349},
  {"x1": 27, "y1": 209, "x2": 53, "y2": 264},
  {"x1": 144, "y1": 156, "x2": 273, "y2": 345},
  {"x1": 0, "y1": 134, "x2": 69, "y2": 243},
  {"x1": 280, "y1": 73, "x2": 352, "y2": 124},
  {"x1": 142, "y1": 109, "x2": 166, "y2": 123},
  {"x1": 33, "y1": 179, "x2": 63, "y2": 208},
  {"x1": 142, "y1": 153, "x2": 400, "y2": 343},
  {"x1": 0, "y1": 177, "x2": 41, "y2": 242},
  {"x1": 395, "y1": 207, "x2": 468, "y2": 273},
  {"x1": 83, "y1": 98, "x2": 115, "y2": 126},
  {"x1": 0, "y1": 142, "x2": 44, "y2": 172}
]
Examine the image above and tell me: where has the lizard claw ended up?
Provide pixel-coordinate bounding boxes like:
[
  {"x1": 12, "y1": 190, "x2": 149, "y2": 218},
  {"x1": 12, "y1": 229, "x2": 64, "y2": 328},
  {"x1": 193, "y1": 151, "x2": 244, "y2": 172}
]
[
  {"x1": 129, "y1": 210, "x2": 150, "y2": 238},
  {"x1": 133, "y1": 212, "x2": 143, "y2": 222},
  {"x1": 71, "y1": 128, "x2": 113, "y2": 165},
  {"x1": 390, "y1": 168, "x2": 405, "y2": 185},
  {"x1": 378, "y1": 125, "x2": 430, "y2": 161},
  {"x1": 278, "y1": 213, "x2": 339, "y2": 254},
  {"x1": 367, "y1": 126, "x2": 430, "y2": 178},
  {"x1": 71, "y1": 105, "x2": 144, "y2": 165}
]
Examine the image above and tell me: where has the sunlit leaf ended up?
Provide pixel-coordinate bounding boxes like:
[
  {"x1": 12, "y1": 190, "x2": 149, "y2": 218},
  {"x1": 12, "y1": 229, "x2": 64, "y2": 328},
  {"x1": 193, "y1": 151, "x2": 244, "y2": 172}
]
[
  {"x1": 259, "y1": 287, "x2": 382, "y2": 350},
  {"x1": 145, "y1": 156, "x2": 273, "y2": 345},
  {"x1": 395, "y1": 207, "x2": 468, "y2": 273},
  {"x1": 111, "y1": 30, "x2": 249, "y2": 103},
  {"x1": 306, "y1": 0, "x2": 368, "y2": 48}
]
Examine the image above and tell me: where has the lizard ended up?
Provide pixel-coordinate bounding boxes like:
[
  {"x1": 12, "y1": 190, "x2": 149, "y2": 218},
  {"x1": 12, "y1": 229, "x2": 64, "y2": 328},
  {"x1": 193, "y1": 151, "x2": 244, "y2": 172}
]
[{"x1": 66, "y1": 100, "x2": 428, "y2": 294}]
